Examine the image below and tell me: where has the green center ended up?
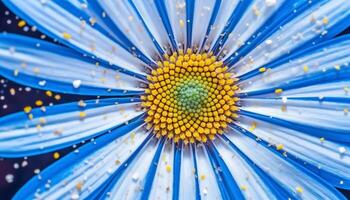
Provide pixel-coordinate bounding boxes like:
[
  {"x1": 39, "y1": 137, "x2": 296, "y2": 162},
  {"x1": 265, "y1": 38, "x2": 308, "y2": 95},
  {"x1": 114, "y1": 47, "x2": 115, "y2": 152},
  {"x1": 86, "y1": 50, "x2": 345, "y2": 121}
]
[{"x1": 175, "y1": 80, "x2": 208, "y2": 112}]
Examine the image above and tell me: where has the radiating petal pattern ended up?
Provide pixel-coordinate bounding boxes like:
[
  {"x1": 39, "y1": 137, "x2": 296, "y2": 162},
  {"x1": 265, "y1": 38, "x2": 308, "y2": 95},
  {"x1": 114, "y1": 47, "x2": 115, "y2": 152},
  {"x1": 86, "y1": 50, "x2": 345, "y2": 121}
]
[
  {"x1": 240, "y1": 98, "x2": 350, "y2": 142},
  {"x1": 0, "y1": 34, "x2": 145, "y2": 96},
  {"x1": 230, "y1": 0, "x2": 350, "y2": 76},
  {"x1": 238, "y1": 35, "x2": 350, "y2": 93},
  {"x1": 102, "y1": 137, "x2": 164, "y2": 200},
  {"x1": 0, "y1": 98, "x2": 143, "y2": 157},
  {"x1": 3, "y1": 0, "x2": 149, "y2": 75},
  {"x1": 234, "y1": 113, "x2": 350, "y2": 189},
  {"x1": 12, "y1": 118, "x2": 149, "y2": 200},
  {"x1": 212, "y1": 137, "x2": 277, "y2": 199},
  {"x1": 224, "y1": 126, "x2": 346, "y2": 200},
  {"x1": 148, "y1": 140, "x2": 175, "y2": 199}
]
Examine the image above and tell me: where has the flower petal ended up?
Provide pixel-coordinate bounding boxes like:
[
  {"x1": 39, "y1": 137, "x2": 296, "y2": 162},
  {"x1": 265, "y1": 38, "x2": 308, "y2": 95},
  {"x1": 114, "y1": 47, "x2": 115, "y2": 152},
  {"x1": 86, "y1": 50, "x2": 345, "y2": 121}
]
[
  {"x1": 218, "y1": 0, "x2": 286, "y2": 59},
  {"x1": 212, "y1": 136, "x2": 285, "y2": 200},
  {"x1": 239, "y1": 95, "x2": 350, "y2": 142},
  {"x1": 3, "y1": 0, "x2": 149, "y2": 75},
  {"x1": 97, "y1": 137, "x2": 164, "y2": 199},
  {"x1": 84, "y1": 0, "x2": 160, "y2": 63},
  {"x1": 229, "y1": 0, "x2": 350, "y2": 76},
  {"x1": 0, "y1": 34, "x2": 145, "y2": 96},
  {"x1": 0, "y1": 98, "x2": 143, "y2": 157},
  {"x1": 235, "y1": 113, "x2": 350, "y2": 189},
  {"x1": 201, "y1": 0, "x2": 240, "y2": 51},
  {"x1": 224, "y1": 126, "x2": 346, "y2": 200},
  {"x1": 12, "y1": 118, "x2": 148, "y2": 200},
  {"x1": 238, "y1": 35, "x2": 350, "y2": 93},
  {"x1": 147, "y1": 140, "x2": 174, "y2": 199},
  {"x1": 178, "y1": 144, "x2": 198, "y2": 199},
  {"x1": 194, "y1": 143, "x2": 222, "y2": 199},
  {"x1": 130, "y1": 0, "x2": 174, "y2": 52}
]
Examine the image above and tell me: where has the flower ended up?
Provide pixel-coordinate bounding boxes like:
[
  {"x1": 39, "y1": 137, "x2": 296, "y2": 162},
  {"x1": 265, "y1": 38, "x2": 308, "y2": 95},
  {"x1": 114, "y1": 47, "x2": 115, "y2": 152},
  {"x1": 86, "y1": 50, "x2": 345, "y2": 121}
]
[{"x1": 0, "y1": 0, "x2": 350, "y2": 199}]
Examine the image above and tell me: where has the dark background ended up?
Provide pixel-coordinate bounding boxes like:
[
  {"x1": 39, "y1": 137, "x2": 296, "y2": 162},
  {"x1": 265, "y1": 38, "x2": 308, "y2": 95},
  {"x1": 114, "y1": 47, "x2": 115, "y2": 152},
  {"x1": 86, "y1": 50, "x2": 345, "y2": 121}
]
[{"x1": 0, "y1": 1, "x2": 349, "y2": 199}]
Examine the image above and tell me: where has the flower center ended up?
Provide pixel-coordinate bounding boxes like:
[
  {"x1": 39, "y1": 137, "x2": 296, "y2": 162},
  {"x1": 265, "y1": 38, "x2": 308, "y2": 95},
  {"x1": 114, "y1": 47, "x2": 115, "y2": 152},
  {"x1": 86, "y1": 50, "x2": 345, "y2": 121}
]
[
  {"x1": 141, "y1": 49, "x2": 239, "y2": 144},
  {"x1": 176, "y1": 80, "x2": 208, "y2": 112}
]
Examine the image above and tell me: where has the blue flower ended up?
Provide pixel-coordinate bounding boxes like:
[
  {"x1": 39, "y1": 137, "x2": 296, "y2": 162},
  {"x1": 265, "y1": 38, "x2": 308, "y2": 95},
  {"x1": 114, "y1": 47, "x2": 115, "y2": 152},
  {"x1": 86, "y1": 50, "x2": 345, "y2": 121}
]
[{"x1": 1, "y1": 0, "x2": 350, "y2": 199}]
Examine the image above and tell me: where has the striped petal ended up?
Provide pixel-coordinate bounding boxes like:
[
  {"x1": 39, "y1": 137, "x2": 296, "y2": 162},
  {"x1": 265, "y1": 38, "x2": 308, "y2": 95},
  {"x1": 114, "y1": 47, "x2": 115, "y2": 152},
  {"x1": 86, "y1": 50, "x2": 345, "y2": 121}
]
[
  {"x1": 238, "y1": 35, "x2": 350, "y2": 94},
  {"x1": 235, "y1": 113, "x2": 350, "y2": 189},
  {"x1": 0, "y1": 34, "x2": 145, "y2": 96},
  {"x1": 148, "y1": 140, "x2": 175, "y2": 199},
  {"x1": 230, "y1": 0, "x2": 350, "y2": 76},
  {"x1": 223, "y1": 126, "x2": 346, "y2": 200},
  {"x1": 3, "y1": 0, "x2": 149, "y2": 75},
  {"x1": 84, "y1": 0, "x2": 161, "y2": 63},
  {"x1": 212, "y1": 137, "x2": 277, "y2": 199},
  {"x1": 240, "y1": 97, "x2": 350, "y2": 142},
  {"x1": 98, "y1": 137, "x2": 164, "y2": 199},
  {"x1": 0, "y1": 98, "x2": 143, "y2": 157},
  {"x1": 218, "y1": 0, "x2": 286, "y2": 59},
  {"x1": 12, "y1": 119, "x2": 149, "y2": 200}
]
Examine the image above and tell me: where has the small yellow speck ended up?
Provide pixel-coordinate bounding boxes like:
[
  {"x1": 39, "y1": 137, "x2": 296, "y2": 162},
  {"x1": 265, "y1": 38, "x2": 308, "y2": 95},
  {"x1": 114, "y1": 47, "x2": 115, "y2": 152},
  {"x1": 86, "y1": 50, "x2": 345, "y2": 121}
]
[
  {"x1": 18, "y1": 20, "x2": 26, "y2": 28},
  {"x1": 179, "y1": 19, "x2": 185, "y2": 27},
  {"x1": 344, "y1": 108, "x2": 349, "y2": 115},
  {"x1": 322, "y1": 17, "x2": 329, "y2": 25},
  {"x1": 28, "y1": 114, "x2": 34, "y2": 120},
  {"x1": 303, "y1": 65, "x2": 309, "y2": 72},
  {"x1": 79, "y1": 111, "x2": 87, "y2": 118},
  {"x1": 24, "y1": 106, "x2": 32, "y2": 113},
  {"x1": 334, "y1": 65, "x2": 341, "y2": 70},
  {"x1": 76, "y1": 182, "x2": 83, "y2": 191},
  {"x1": 62, "y1": 32, "x2": 72, "y2": 40},
  {"x1": 259, "y1": 67, "x2": 266, "y2": 73},
  {"x1": 240, "y1": 185, "x2": 248, "y2": 191},
  {"x1": 54, "y1": 94, "x2": 61, "y2": 101},
  {"x1": 46, "y1": 90, "x2": 53, "y2": 97},
  {"x1": 276, "y1": 144, "x2": 284, "y2": 150},
  {"x1": 166, "y1": 165, "x2": 172, "y2": 172},
  {"x1": 296, "y1": 186, "x2": 303, "y2": 193},
  {"x1": 200, "y1": 174, "x2": 206, "y2": 180},
  {"x1": 320, "y1": 137, "x2": 325, "y2": 143},
  {"x1": 275, "y1": 88, "x2": 283, "y2": 94},
  {"x1": 35, "y1": 100, "x2": 43, "y2": 106},
  {"x1": 53, "y1": 152, "x2": 60, "y2": 159}
]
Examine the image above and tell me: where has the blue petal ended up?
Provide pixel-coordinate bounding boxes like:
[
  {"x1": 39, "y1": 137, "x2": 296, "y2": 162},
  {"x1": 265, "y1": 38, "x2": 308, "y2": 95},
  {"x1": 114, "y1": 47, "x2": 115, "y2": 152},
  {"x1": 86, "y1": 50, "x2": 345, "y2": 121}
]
[
  {"x1": 212, "y1": 136, "x2": 286, "y2": 200},
  {"x1": 238, "y1": 34, "x2": 350, "y2": 91},
  {"x1": 206, "y1": 142, "x2": 245, "y2": 200},
  {"x1": 200, "y1": 0, "x2": 240, "y2": 52},
  {"x1": 3, "y1": 0, "x2": 149, "y2": 76},
  {"x1": 234, "y1": 113, "x2": 350, "y2": 189},
  {"x1": 128, "y1": 0, "x2": 174, "y2": 53},
  {"x1": 217, "y1": 0, "x2": 287, "y2": 60},
  {"x1": 97, "y1": 136, "x2": 163, "y2": 199},
  {"x1": 0, "y1": 34, "x2": 145, "y2": 96},
  {"x1": 147, "y1": 140, "x2": 175, "y2": 199},
  {"x1": 177, "y1": 144, "x2": 198, "y2": 199},
  {"x1": 0, "y1": 98, "x2": 144, "y2": 157},
  {"x1": 228, "y1": 0, "x2": 350, "y2": 75},
  {"x1": 12, "y1": 118, "x2": 148, "y2": 200},
  {"x1": 83, "y1": 0, "x2": 159, "y2": 65},
  {"x1": 224, "y1": 125, "x2": 346, "y2": 200},
  {"x1": 193, "y1": 143, "x2": 222, "y2": 199}
]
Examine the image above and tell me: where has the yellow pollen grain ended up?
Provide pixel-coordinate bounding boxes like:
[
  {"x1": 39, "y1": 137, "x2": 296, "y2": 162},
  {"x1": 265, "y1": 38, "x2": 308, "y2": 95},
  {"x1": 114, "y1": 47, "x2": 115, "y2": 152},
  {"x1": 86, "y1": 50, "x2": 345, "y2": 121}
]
[
  {"x1": 259, "y1": 67, "x2": 266, "y2": 73},
  {"x1": 18, "y1": 20, "x2": 26, "y2": 28},
  {"x1": 141, "y1": 49, "x2": 239, "y2": 143},
  {"x1": 35, "y1": 100, "x2": 43, "y2": 107},
  {"x1": 166, "y1": 165, "x2": 172, "y2": 172},
  {"x1": 24, "y1": 106, "x2": 32, "y2": 113},
  {"x1": 276, "y1": 144, "x2": 284, "y2": 150},
  {"x1": 46, "y1": 90, "x2": 53, "y2": 97},
  {"x1": 296, "y1": 186, "x2": 303, "y2": 193},
  {"x1": 275, "y1": 88, "x2": 283, "y2": 94},
  {"x1": 53, "y1": 152, "x2": 60, "y2": 159},
  {"x1": 62, "y1": 32, "x2": 72, "y2": 40}
]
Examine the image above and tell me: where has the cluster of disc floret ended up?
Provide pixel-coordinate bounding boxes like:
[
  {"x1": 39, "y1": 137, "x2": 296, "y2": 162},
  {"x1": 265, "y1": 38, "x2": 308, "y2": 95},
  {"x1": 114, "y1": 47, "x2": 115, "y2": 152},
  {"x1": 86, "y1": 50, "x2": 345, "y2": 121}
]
[{"x1": 141, "y1": 49, "x2": 239, "y2": 144}]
